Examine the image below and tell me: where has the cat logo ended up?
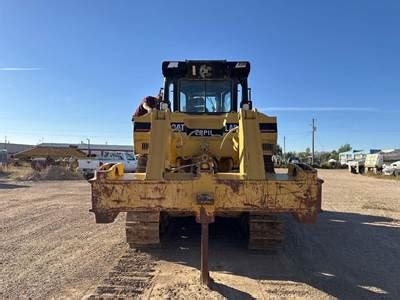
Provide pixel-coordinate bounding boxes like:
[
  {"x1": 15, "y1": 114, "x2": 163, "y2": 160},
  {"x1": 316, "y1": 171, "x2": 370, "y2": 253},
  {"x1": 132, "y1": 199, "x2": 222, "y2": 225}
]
[
  {"x1": 199, "y1": 64, "x2": 212, "y2": 78},
  {"x1": 171, "y1": 123, "x2": 185, "y2": 132}
]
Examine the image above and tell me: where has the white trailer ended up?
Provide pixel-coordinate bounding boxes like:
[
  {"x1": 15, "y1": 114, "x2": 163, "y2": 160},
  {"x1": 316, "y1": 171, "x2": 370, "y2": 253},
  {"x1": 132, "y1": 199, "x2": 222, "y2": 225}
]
[
  {"x1": 365, "y1": 149, "x2": 400, "y2": 174},
  {"x1": 348, "y1": 152, "x2": 367, "y2": 174}
]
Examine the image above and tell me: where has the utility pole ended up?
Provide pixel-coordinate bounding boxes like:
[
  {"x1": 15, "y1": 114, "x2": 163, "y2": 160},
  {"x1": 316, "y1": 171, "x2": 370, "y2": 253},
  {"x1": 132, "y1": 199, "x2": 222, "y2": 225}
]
[
  {"x1": 86, "y1": 138, "x2": 91, "y2": 157},
  {"x1": 283, "y1": 136, "x2": 286, "y2": 163},
  {"x1": 311, "y1": 118, "x2": 316, "y2": 165},
  {"x1": 4, "y1": 136, "x2": 6, "y2": 150}
]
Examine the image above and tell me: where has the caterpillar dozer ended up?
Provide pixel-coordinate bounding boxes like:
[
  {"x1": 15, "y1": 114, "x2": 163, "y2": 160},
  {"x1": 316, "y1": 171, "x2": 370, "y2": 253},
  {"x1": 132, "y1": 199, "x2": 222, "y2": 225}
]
[{"x1": 89, "y1": 60, "x2": 323, "y2": 285}]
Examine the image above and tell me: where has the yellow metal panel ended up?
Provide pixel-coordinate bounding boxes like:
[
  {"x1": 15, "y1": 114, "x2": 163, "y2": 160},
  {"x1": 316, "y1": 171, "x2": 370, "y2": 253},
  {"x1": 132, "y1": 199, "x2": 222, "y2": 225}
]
[
  {"x1": 239, "y1": 110, "x2": 266, "y2": 179},
  {"x1": 145, "y1": 111, "x2": 171, "y2": 180}
]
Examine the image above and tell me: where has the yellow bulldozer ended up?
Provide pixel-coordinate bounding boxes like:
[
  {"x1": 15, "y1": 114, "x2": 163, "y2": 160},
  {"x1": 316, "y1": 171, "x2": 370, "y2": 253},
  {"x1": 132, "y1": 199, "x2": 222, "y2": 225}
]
[{"x1": 89, "y1": 60, "x2": 322, "y2": 284}]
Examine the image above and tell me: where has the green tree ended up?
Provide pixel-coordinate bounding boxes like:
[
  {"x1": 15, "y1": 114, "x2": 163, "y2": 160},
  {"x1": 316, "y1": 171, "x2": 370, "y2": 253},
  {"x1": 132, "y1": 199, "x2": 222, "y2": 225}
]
[
  {"x1": 276, "y1": 144, "x2": 283, "y2": 156},
  {"x1": 298, "y1": 151, "x2": 307, "y2": 162},
  {"x1": 286, "y1": 151, "x2": 297, "y2": 160},
  {"x1": 330, "y1": 150, "x2": 339, "y2": 161},
  {"x1": 319, "y1": 151, "x2": 331, "y2": 163},
  {"x1": 338, "y1": 144, "x2": 351, "y2": 153}
]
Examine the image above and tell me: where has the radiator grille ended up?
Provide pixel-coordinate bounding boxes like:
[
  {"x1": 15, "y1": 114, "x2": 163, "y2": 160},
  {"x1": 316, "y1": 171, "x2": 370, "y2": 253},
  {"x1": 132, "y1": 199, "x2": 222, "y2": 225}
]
[{"x1": 262, "y1": 143, "x2": 274, "y2": 152}]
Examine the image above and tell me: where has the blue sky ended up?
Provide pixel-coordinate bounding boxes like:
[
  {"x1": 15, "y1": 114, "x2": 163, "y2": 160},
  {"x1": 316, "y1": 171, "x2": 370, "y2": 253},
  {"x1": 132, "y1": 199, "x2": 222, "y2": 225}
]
[{"x1": 1, "y1": 0, "x2": 399, "y2": 151}]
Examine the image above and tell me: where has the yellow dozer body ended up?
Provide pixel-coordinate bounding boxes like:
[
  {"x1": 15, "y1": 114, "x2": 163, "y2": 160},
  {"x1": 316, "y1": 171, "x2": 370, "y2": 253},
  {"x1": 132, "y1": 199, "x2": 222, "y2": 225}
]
[{"x1": 89, "y1": 60, "x2": 322, "y2": 284}]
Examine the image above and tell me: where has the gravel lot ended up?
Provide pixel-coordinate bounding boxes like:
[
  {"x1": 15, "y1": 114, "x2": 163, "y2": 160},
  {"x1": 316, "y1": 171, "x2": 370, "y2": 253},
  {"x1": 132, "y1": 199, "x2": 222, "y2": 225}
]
[{"x1": 1, "y1": 169, "x2": 399, "y2": 299}]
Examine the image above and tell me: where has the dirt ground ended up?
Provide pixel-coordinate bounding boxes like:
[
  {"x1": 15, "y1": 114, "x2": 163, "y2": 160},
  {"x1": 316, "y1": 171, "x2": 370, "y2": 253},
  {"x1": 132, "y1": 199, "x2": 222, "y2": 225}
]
[{"x1": 1, "y1": 169, "x2": 399, "y2": 299}]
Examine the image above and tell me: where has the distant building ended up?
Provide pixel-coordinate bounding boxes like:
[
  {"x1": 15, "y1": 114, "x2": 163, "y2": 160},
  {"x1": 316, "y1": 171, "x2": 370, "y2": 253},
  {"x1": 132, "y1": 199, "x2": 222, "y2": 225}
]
[
  {"x1": 15, "y1": 146, "x2": 87, "y2": 160},
  {"x1": 37, "y1": 143, "x2": 133, "y2": 157},
  {"x1": 1, "y1": 143, "x2": 33, "y2": 159},
  {"x1": 3, "y1": 142, "x2": 133, "y2": 161}
]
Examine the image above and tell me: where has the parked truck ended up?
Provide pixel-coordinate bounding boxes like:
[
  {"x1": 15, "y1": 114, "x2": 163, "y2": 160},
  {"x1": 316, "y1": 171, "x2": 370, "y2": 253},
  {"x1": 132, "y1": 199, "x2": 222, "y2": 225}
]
[
  {"x1": 348, "y1": 149, "x2": 389, "y2": 174},
  {"x1": 348, "y1": 152, "x2": 366, "y2": 174},
  {"x1": 78, "y1": 152, "x2": 137, "y2": 179},
  {"x1": 365, "y1": 149, "x2": 400, "y2": 174}
]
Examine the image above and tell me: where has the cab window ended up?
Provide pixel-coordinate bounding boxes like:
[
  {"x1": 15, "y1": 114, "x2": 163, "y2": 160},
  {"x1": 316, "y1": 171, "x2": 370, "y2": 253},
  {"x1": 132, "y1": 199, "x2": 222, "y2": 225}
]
[{"x1": 178, "y1": 80, "x2": 232, "y2": 113}]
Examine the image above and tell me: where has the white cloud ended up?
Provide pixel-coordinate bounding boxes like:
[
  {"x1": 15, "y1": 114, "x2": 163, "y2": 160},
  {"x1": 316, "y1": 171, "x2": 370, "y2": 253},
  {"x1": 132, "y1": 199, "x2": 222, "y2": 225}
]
[
  {"x1": 260, "y1": 106, "x2": 378, "y2": 112},
  {"x1": 0, "y1": 67, "x2": 42, "y2": 71}
]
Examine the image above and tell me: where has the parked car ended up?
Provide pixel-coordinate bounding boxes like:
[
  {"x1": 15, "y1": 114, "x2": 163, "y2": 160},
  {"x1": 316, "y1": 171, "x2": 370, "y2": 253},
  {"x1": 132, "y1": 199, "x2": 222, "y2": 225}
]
[
  {"x1": 78, "y1": 152, "x2": 137, "y2": 179},
  {"x1": 287, "y1": 157, "x2": 301, "y2": 164},
  {"x1": 382, "y1": 161, "x2": 400, "y2": 176}
]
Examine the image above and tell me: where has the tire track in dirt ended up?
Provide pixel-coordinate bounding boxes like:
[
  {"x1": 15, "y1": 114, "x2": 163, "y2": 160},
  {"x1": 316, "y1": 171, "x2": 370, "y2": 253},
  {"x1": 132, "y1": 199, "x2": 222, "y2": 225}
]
[{"x1": 87, "y1": 250, "x2": 156, "y2": 299}]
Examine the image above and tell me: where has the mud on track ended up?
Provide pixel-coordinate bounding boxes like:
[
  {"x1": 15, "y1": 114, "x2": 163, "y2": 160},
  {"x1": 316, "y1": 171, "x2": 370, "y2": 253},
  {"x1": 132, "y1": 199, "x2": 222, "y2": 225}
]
[{"x1": 1, "y1": 169, "x2": 400, "y2": 299}]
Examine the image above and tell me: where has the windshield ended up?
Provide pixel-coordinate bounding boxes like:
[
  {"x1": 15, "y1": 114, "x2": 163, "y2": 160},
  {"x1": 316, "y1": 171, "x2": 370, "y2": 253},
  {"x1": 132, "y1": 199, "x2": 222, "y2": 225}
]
[
  {"x1": 179, "y1": 80, "x2": 232, "y2": 113},
  {"x1": 125, "y1": 153, "x2": 136, "y2": 160}
]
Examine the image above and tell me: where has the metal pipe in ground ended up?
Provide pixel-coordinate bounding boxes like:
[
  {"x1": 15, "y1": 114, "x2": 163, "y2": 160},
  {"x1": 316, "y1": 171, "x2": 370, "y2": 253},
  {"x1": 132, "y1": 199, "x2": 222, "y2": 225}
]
[
  {"x1": 200, "y1": 222, "x2": 209, "y2": 285},
  {"x1": 197, "y1": 206, "x2": 214, "y2": 285}
]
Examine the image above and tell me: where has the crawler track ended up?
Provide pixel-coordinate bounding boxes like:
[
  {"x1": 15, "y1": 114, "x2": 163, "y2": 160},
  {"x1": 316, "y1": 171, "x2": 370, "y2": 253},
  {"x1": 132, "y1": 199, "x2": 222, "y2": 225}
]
[
  {"x1": 126, "y1": 211, "x2": 160, "y2": 248},
  {"x1": 248, "y1": 214, "x2": 284, "y2": 251}
]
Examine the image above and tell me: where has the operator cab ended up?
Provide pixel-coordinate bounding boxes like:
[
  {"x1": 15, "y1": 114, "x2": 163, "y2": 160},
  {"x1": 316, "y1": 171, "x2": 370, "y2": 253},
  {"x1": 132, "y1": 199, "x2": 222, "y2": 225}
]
[{"x1": 162, "y1": 60, "x2": 251, "y2": 114}]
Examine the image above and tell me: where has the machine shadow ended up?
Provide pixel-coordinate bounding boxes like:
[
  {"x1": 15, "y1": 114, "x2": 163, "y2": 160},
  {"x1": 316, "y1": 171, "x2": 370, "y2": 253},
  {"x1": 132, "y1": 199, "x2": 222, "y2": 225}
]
[
  {"x1": 209, "y1": 280, "x2": 256, "y2": 300},
  {"x1": 146, "y1": 211, "x2": 400, "y2": 299},
  {"x1": 0, "y1": 181, "x2": 30, "y2": 189}
]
